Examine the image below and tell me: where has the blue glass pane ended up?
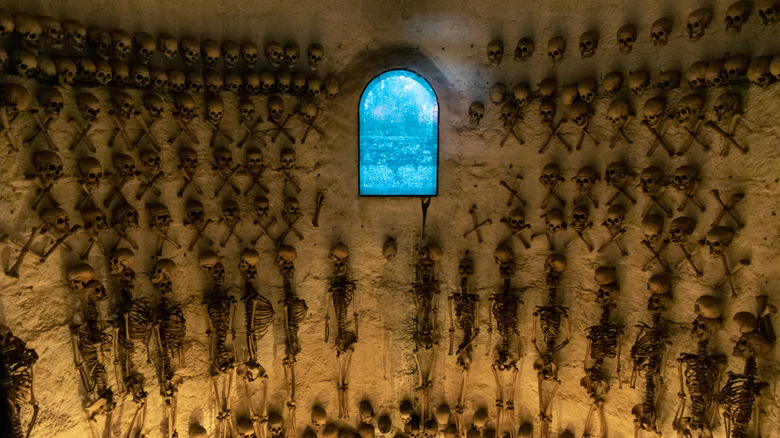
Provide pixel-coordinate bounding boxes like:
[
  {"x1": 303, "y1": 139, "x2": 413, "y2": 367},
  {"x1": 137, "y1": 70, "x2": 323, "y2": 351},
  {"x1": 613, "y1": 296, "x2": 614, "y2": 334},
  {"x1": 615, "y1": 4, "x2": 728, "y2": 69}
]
[{"x1": 360, "y1": 70, "x2": 438, "y2": 196}]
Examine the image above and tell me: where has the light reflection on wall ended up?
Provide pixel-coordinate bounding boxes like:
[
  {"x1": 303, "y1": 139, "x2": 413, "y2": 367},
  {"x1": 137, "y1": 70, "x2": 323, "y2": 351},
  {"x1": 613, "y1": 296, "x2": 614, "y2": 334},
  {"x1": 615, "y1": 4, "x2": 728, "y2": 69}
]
[{"x1": 359, "y1": 70, "x2": 438, "y2": 196}]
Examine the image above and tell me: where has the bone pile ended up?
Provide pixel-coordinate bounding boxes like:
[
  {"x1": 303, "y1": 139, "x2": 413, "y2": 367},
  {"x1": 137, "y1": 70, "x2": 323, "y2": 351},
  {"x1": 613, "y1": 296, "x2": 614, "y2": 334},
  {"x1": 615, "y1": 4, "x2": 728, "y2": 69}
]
[{"x1": 0, "y1": 324, "x2": 39, "y2": 438}]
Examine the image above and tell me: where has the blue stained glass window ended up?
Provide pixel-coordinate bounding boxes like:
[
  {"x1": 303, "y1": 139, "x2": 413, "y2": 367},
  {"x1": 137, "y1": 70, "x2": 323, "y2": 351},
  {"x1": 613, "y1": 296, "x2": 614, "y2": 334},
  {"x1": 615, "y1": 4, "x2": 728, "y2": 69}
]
[{"x1": 359, "y1": 70, "x2": 438, "y2": 196}]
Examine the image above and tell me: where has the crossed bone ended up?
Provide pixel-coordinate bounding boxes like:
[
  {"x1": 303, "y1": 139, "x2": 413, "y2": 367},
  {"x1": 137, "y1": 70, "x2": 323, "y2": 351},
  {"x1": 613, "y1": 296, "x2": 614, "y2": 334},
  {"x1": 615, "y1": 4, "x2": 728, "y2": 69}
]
[
  {"x1": 252, "y1": 217, "x2": 277, "y2": 245},
  {"x1": 500, "y1": 219, "x2": 531, "y2": 248},
  {"x1": 277, "y1": 214, "x2": 303, "y2": 242},
  {"x1": 711, "y1": 190, "x2": 744, "y2": 229},
  {"x1": 598, "y1": 226, "x2": 627, "y2": 256},
  {"x1": 642, "y1": 119, "x2": 675, "y2": 157},
  {"x1": 705, "y1": 117, "x2": 747, "y2": 156},
  {"x1": 206, "y1": 119, "x2": 235, "y2": 145},
  {"x1": 244, "y1": 166, "x2": 269, "y2": 196},
  {"x1": 499, "y1": 177, "x2": 526, "y2": 207},
  {"x1": 132, "y1": 117, "x2": 162, "y2": 151},
  {"x1": 539, "y1": 119, "x2": 572, "y2": 153},
  {"x1": 641, "y1": 239, "x2": 669, "y2": 271},
  {"x1": 237, "y1": 119, "x2": 268, "y2": 149},
  {"x1": 675, "y1": 118, "x2": 710, "y2": 156},
  {"x1": 608, "y1": 116, "x2": 633, "y2": 149},
  {"x1": 67, "y1": 118, "x2": 97, "y2": 152},
  {"x1": 463, "y1": 205, "x2": 491, "y2": 243},
  {"x1": 0, "y1": 109, "x2": 23, "y2": 152},
  {"x1": 565, "y1": 223, "x2": 594, "y2": 252},
  {"x1": 220, "y1": 218, "x2": 243, "y2": 247},
  {"x1": 26, "y1": 110, "x2": 60, "y2": 151},
  {"x1": 500, "y1": 118, "x2": 524, "y2": 147},
  {"x1": 177, "y1": 168, "x2": 202, "y2": 198},
  {"x1": 169, "y1": 112, "x2": 199, "y2": 144},
  {"x1": 214, "y1": 164, "x2": 243, "y2": 196},
  {"x1": 187, "y1": 219, "x2": 214, "y2": 251}
]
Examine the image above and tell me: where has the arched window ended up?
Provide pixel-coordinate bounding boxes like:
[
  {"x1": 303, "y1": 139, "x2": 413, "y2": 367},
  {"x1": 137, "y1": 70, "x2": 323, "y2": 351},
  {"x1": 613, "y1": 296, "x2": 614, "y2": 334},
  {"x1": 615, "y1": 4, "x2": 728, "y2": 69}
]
[{"x1": 359, "y1": 70, "x2": 438, "y2": 196}]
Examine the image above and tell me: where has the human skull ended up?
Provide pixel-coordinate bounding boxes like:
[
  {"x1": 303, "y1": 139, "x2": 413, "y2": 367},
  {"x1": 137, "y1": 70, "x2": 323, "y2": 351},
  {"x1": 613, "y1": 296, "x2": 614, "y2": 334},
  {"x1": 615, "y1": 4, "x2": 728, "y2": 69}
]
[
  {"x1": 268, "y1": 95, "x2": 284, "y2": 122},
  {"x1": 37, "y1": 16, "x2": 64, "y2": 49},
  {"x1": 311, "y1": 406, "x2": 327, "y2": 431},
  {"x1": 138, "y1": 149, "x2": 161, "y2": 175},
  {"x1": 81, "y1": 206, "x2": 108, "y2": 231},
  {"x1": 602, "y1": 71, "x2": 623, "y2": 94},
  {"x1": 423, "y1": 420, "x2": 438, "y2": 438},
  {"x1": 223, "y1": 71, "x2": 242, "y2": 93},
  {"x1": 747, "y1": 56, "x2": 773, "y2": 87},
  {"x1": 179, "y1": 147, "x2": 199, "y2": 172},
  {"x1": 723, "y1": 53, "x2": 750, "y2": 82},
  {"x1": 265, "y1": 41, "x2": 283, "y2": 67},
  {"x1": 493, "y1": 243, "x2": 514, "y2": 267},
  {"x1": 676, "y1": 94, "x2": 704, "y2": 127},
  {"x1": 734, "y1": 311, "x2": 759, "y2": 334},
  {"x1": 545, "y1": 253, "x2": 567, "y2": 286},
  {"x1": 111, "y1": 91, "x2": 135, "y2": 119},
  {"x1": 639, "y1": 166, "x2": 664, "y2": 195},
  {"x1": 713, "y1": 92, "x2": 741, "y2": 121},
  {"x1": 87, "y1": 27, "x2": 112, "y2": 60},
  {"x1": 199, "y1": 39, "x2": 219, "y2": 68},
  {"x1": 143, "y1": 93, "x2": 164, "y2": 120},
  {"x1": 283, "y1": 42, "x2": 299, "y2": 68},
  {"x1": 687, "y1": 8, "x2": 712, "y2": 40},
  {"x1": 148, "y1": 203, "x2": 172, "y2": 231},
  {"x1": 606, "y1": 98, "x2": 630, "y2": 126},
  {"x1": 669, "y1": 216, "x2": 696, "y2": 244},
  {"x1": 574, "y1": 166, "x2": 598, "y2": 194},
  {"x1": 605, "y1": 205, "x2": 626, "y2": 231},
  {"x1": 473, "y1": 408, "x2": 489, "y2": 432},
  {"x1": 307, "y1": 43, "x2": 324, "y2": 70},
  {"x1": 68, "y1": 263, "x2": 95, "y2": 291},
  {"x1": 547, "y1": 36, "x2": 565, "y2": 65},
  {"x1": 604, "y1": 161, "x2": 629, "y2": 186},
  {"x1": 725, "y1": 1, "x2": 752, "y2": 33},
  {"x1": 219, "y1": 40, "x2": 239, "y2": 69},
  {"x1": 758, "y1": 0, "x2": 780, "y2": 25},
  {"x1": 239, "y1": 248, "x2": 260, "y2": 279},
  {"x1": 109, "y1": 247, "x2": 135, "y2": 275},
  {"x1": 113, "y1": 153, "x2": 138, "y2": 179},
  {"x1": 647, "y1": 292, "x2": 673, "y2": 311},
  {"x1": 571, "y1": 205, "x2": 590, "y2": 231},
  {"x1": 508, "y1": 208, "x2": 527, "y2": 231},
  {"x1": 284, "y1": 197, "x2": 301, "y2": 218},
  {"x1": 399, "y1": 400, "x2": 413, "y2": 425},
  {"x1": 198, "y1": 250, "x2": 219, "y2": 273},
  {"x1": 325, "y1": 75, "x2": 340, "y2": 98},
  {"x1": 540, "y1": 163, "x2": 562, "y2": 188},
  {"x1": 132, "y1": 32, "x2": 156, "y2": 64},
  {"x1": 36, "y1": 87, "x2": 64, "y2": 116},
  {"x1": 307, "y1": 74, "x2": 323, "y2": 96},
  {"x1": 72, "y1": 56, "x2": 95, "y2": 83},
  {"x1": 323, "y1": 424, "x2": 339, "y2": 438},
  {"x1": 0, "y1": 10, "x2": 12, "y2": 39},
  {"x1": 733, "y1": 332, "x2": 772, "y2": 358},
  {"x1": 204, "y1": 69, "x2": 223, "y2": 94},
  {"x1": 595, "y1": 266, "x2": 616, "y2": 289},
  {"x1": 489, "y1": 83, "x2": 506, "y2": 104},
  {"x1": 62, "y1": 19, "x2": 86, "y2": 49},
  {"x1": 650, "y1": 17, "x2": 672, "y2": 46},
  {"x1": 298, "y1": 99, "x2": 318, "y2": 124},
  {"x1": 577, "y1": 77, "x2": 597, "y2": 103},
  {"x1": 276, "y1": 71, "x2": 292, "y2": 93},
  {"x1": 93, "y1": 59, "x2": 112, "y2": 86},
  {"x1": 628, "y1": 69, "x2": 649, "y2": 97},
  {"x1": 672, "y1": 165, "x2": 697, "y2": 192},
  {"x1": 276, "y1": 244, "x2": 297, "y2": 265},
  {"x1": 616, "y1": 24, "x2": 636, "y2": 53},
  {"x1": 358, "y1": 400, "x2": 374, "y2": 423},
  {"x1": 560, "y1": 83, "x2": 579, "y2": 108},
  {"x1": 244, "y1": 70, "x2": 262, "y2": 95},
  {"x1": 114, "y1": 203, "x2": 139, "y2": 229},
  {"x1": 686, "y1": 61, "x2": 708, "y2": 88},
  {"x1": 514, "y1": 37, "x2": 534, "y2": 61},
  {"x1": 500, "y1": 101, "x2": 519, "y2": 128},
  {"x1": 642, "y1": 97, "x2": 666, "y2": 129},
  {"x1": 487, "y1": 39, "x2": 503, "y2": 65},
  {"x1": 691, "y1": 315, "x2": 721, "y2": 341},
  {"x1": 185, "y1": 199, "x2": 205, "y2": 226},
  {"x1": 241, "y1": 40, "x2": 259, "y2": 67},
  {"x1": 157, "y1": 34, "x2": 178, "y2": 58},
  {"x1": 206, "y1": 95, "x2": 224, "y2": 124},
  {"x1": 78, "y1": 156, "x2": 104, "y2": 188},
  {"x1": 537, "y1": 77, "x2": 556, "y2": 102},
  {"x1": 539, "y1": 100, "x2": 556, "y2": 124},
  {"x1": 11, "y1": 48, "x2": 36, "y2": 78},
  {"x1": 110, "y1": 28, "x2": 132, "y2": 60},
  {"x1": 512, "y1": 82, "x2": 531, "y2": 106},
  {"x1": 173, "y1": 92, "x2": 196, "y2": 119},
  {"x1": 543, "y1": 209, "x2": 566, "y2": 235},
  {"x1": 641, "y1": 214, "x2": 664, "y2": 245},
  {"x1": 245, "y1": 147, "x2": 264, "y2": 172},
  {"x1": 705, "y1": 226, "x2": 734, "y2": 256},
  {"x1": 51, "y1": 55, "x2": 76, "y2": 87},
  {"x1": 84, "y1": 280, "x2": 107, "y2": 304},
  {"x1": 185, "y1": 69, "x2": 204, "y2": 92},
  {"x1": 13, "y1": 12, "x2": 42, "y2": 47},
  {"x1": 705, "y1": 60, "x2": 725, "y2": 87},
  {"x1": 130, "y1": 63, "x2": 151, "y2": 88},
  {"x1": 458, "y1": 255, "x2": 474, "y2": 277},
  {"x1": 329, "y1": 242, "x2": 350, "y2": 276},
  {"x1": 579, "y1": 31, "x2": 598, "y2": 58},
  {"x1": 647, "y1": 273, "x2": 671, "y2": 295},
  {"x1": 214, "y1": 147, "x2": 234, "y2": 171},
  {"x1": 34, "y1": 150, "x2": 64, "y2": 182},
  {"x1": 180, "y1": 36, "x2": 201, "y2": 65},
  {"x1": 109, "y1": 60, "x2": 129, "y2": 86},
  {"x1": 570, "y1": 100, "x2": 590, "y2": 126},
  {"x1": 151, "y1": 258, "x2": 175, "y2": 290},
  {"x1": 41, "y1": 207, "x2": 70, "y2": 234},
  {"x1": 655, "y1": 70, "x2": 680, "y2": 90}
]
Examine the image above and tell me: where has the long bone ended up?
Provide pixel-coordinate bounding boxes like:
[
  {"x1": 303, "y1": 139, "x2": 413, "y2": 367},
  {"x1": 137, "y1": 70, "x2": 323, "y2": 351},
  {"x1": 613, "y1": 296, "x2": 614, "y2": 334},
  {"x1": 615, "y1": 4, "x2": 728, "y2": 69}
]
[
  {"x1": 606, "y1": 183, "x2": 636, "y2": 206},
  {"x1": 205, "y1": 119, "x2": 235, "y2": 145},
  {"x1": 188, "y1": 219, "x2": 213, "y2": 250},
  {"x1": 67, "y1": 118, "x2": 97, "y2": 152},
  {"x1": 262, "y1": 117, "x2": 295, "y2": 144},
  {"x1": 641, "y1": 240, "x2": 669, "y2": 271},
  {"x1": 6, "y1": 226, "x2": 40, "y2": 277},
  {"x1": 151, "y1": 225, "x2": 180, "y2": 254},
  {"x1": 279, "y1": 167, "x2": 301, "y2": 194},
  {"x1": 237, "y1": 118, "x2": 268, "y2": 148},
  {"x1": 539, "y1": 119, "x2": 571, "y2": 153},
  {"x1": 641, "y1": 120, "x2": 674, "y2": 157},
  {"x1": 80, "y1": 229, "x2": 107, "y2": 260},
  {"x1": 674, "y1": 186, "x2": 706, "y2": 213},
  {"x1": 177, "y1": 168, "x2": 202, "y2": 197},
  {"x1": 0, "y1": 109, "x2": 23, "y2": 152},
  {"x1": 108, "y1": 113, "x2": 135, "y2": 149},
  {"x1": 499, "y1": 178, "x2": 527, "y2": 207},
  {"x1": 464, "y1": 205, "x2": 491, "y2": 242},
  {"x1": 26, "y1": 110, "x2": 60, "y2": 151},
  {"x1": 676, "y1": 241, "x2": 703, "y2": 277},
  {"x1": 251, "y1": 217, "x2": 277, "y2": 245},
  {"x1": 31, "y1": 182, "x2": 59, "y2": 211},
  {"x1": 704, "y1": 120, "x2": 747, "y2": 155},
  {"x1": 598, "y1": 227, "x2": 627, "y2": 256},
  {"x1": 675, "y1": 119, "x2": 710, "y2": 156},
  {"x1": 500, "y1": 118, "x2": 525, "y2": 147},
  {"x1": 608, "y1": 115, "x2": 633, "y2": 149},
  {"x1": 41, "y1": 225, "x2": 82, "y2": 262},
  {"x1": 135, "y1": 171, "x2": 164, "y2": 201},
  {"x1": 169, "y1": 112, "x2": 199, "y2": 144},
  {"x1": 220, "y1": 218, "x2": 242, "y2": 247},
  {"x1": 565, "y1": 222, "x2": 594, "y2": 251},
  {"x1": 277, "y1": 214, "x2": 302, "y2": 242},
  {"x1": 710, "y1": 190, "x2": 744, "y2": 229},
  {"x1": 244, "y1": 165, "x2": 269, "y2": 196},
  {"x1": 312, "y1": 192, "x2": 325, "y2": 227},
  {"x1": 214, "y1": 164, "x2": 243, "y2": 196},
  {"x1": 571, "y1": 119, "x2": 599, "y2": 151},
  {"x1": 499, "y1": 219, "x2": 531, "y2": 248}
]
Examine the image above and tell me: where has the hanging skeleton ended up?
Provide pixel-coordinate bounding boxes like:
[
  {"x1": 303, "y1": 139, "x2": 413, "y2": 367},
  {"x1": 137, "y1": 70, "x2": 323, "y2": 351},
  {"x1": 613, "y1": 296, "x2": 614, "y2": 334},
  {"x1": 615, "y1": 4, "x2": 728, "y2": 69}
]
[
  {"x1": 276, "y1": 244, "x2": 308, "y2": 438},
  {"x1": 487, "y1": 244, "x2": 523, "y2": 438},
  {"x1": 0, "y1": 324, "x2": 39, "y2": 438},
  {"x1": 448, "y1": 253, "x2": 480, "y2": 438},
  {"x1": 409, "y1": 243, "x2": 442, "y2": 424},
  {"x1": 239, "y1": 248, "x2": 273, "y2": 438},
  {"x1": 630, "y1": 274, "x2": 673, "y2": 437},
  {"x1": 323, "y1": 242, "x2": 358, "y2": 418},
  {"x1": 533, "y1": 254, "x2": 570, "y2": 438},
  {"x1": 673, "y1": 295, "x2": 726, "y2": 438},
  {"x1": 150, "y1": 259, "x2": 185, "y2": 438},
  {"x1": 716, "y1": 297, "x2": 775, "y2": 438},
  {"x1": 581, "y1": 267, "x2": 623, "y2": 438}
]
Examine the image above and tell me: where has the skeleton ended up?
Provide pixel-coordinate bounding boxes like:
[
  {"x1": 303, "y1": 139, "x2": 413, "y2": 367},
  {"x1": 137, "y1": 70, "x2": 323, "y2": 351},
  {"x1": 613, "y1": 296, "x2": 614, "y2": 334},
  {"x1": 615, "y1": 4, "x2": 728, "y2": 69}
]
[
  {"x1": 641, "y1": 97, "x2": 675, "y2": 157},
  {"x1": 673, "y1": 295, "x2": 726, "y2": 438},
  {"x1": 706, "y1": 92, "x2": 747, "y2": 156},
  {"x1": 716, "y1": 299, "x2": 775, "y2": 438},
  {"x1": 617, "y1": 24, "x2": 637, "y2": 53},
  {"x1": 725, "y1": 1, "x2": 752, "y2": 32},
  {"x1": 674, "y1": 94, "x2": 710, "y2": 156},
  {"x1": 539, "y1": 163, "x2": 566, "y2": 209},
  {"x1": 148, "y1": 202, "x2": 180, "y2": 255},
  {"x1": 579, "y1": 31, "x2": 598, "y2": 58},
  {"x1": 103, "y1": 153, "x2": 140, "y2": 208},
  {"x1": 177, "y1": 147, "x2": 203, "y2": 197},
  {"x1": 565, "y1": 205, "x2": 594, "y2": 251},
  {"x1": 758, "y1": 0, "x2": 779, "y2": 25},
  {"x1": 0, "y1": 324, "x2": 40, "y2": 438},
  {"x1": 598, "y1": 204, "x2": 628, "y2": 256},
  {"x1": 169, "y1": 92, "x2": 199, "y2": 144},
  {"x1": 639, "y1": 166, "x2": 672, "y2": 218},
  {"x1": 606, "y1": 98, "x2": 633, "y2": 148},
  {"x1": 639, "y1": 214, "x2": 670, "y2": 271},
  {"x1": 531, "y1": 209, "x2": 567, "y2": 251},
  {"x1": 533, "y1": 254, "x2": 571, "y2": 438},
  {"x1": 651, "y1": 17, "x2": 672, "y2": 46},
  {"x1": 687, "y1": 8, "x2": 712, "y2": 40},
  {"x1": 487, "y1": 39, "x2": 503, "y2": 65},
  {"x1": 547, "y1": 36, "x2": 565, "y2": 65},
  {"x1": 0, "y1": 82, "x2": 31, "y2": 152},
  {"x1": 630, "y1": 274, "x2": 673, "y2": 438},
  {"x1": 487, "y1": 244, "x2": 523, "y2": 438},
  {"x1": 448, "y1": 253, "x2": 480, "y2": 438}
]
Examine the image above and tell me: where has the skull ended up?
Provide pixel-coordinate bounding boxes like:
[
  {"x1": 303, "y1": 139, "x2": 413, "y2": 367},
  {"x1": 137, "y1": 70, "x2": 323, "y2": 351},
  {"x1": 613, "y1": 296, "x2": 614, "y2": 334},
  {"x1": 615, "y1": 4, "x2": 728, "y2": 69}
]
[
  {"x1": 705, "y1": 226, "x2": 734, "y2": 256},
  {"x1": 458, "y1": 255, "x2": 474, "y2": 277},
  {"x1": 733, "y1": 311, "x2": 758, "y2": 333},
  {"x1": 675, "y1": 94, "x2": 704, "y2": 127},
  {"x1": 537, "y1": 77, "x2": 557, "y2": 102},
  {"x1": 110, "y1": 29, "x2": 132, "y2": 60},
  {"x1": 114, "y1": 203, "x2": 139, "y2": 228},
  {"x1": 133, "y1": 32, "x2": 156, "y2": 64},
  {"x1": 606, "y1": 98, "x2": 630, "y2": 126},
  {"x1": 157, "y1": 33, "x2": 179, "y2": 59},
  {"x1": 81, "y1": 206, "x2": 108, "y2": 231},
  {"x1": 435, "y1": 404, "x2": 450, "y2": 429},
  {"x1": 647, "y1": 292, "x2": 673, "y2": 311},
  {"x1": 577, "y1": 77, "x2": 597, "y2": 103},
  {"x1": 694, "y1": 295, "x2": 723, "y2": 319},
  {"x1": 179, "y1": 147, "x2": 199, "y2": 172},
  {"x1": 493, "y1": 244, "x2": 514, "y2": 277},
  {"x1": 245, "y1": 147, "x2": 264, "y2": 173},
  {"x1": 163, "y1": 69, "x2": 183, "y2": 92},
  {"x1": 268, "y1": 95, "x2": 284, "y2": 122},
  {"x1": 605, "y1": 205, "x2": 626, "y2": 231},
  {"x1": 151, "y1": 258, "x2": 176, "y2": 284},
  {"x1": 0, "y1": 10, "x2": 11, "y2": 38},
  {"x1": 307, "y1": 43, "x2": 324, "y2": 70},
  {"x1": 325, "y1": 76, "x2": 340, "y2": 98},
  {"x1": 37, "y1": 87, "x2": 64, "y2": 116},
  {"x1": 11, "y1": 48, "x2": 36, "y2": 77},
  {"x1": 547, "y1": 36, "x2": 565, "y2": 65},
  {"x1": 650, "y1": 17, "x2": 672, "y2": 46},
  {"x1": 571, "y1": 205, "x2": 590, "y2": 230},
  {"x1": 514, "y1": 37, "x2": 534, "y2": 61},
  {"x1": 713, "y1": 92, "x2": 741, "y2": 121},
  {"x1": 545, "y1": 253, "x2": 567, "y2": 287},
  {"x1": 268, "y1": 411, "x2": 287, "y2": 436},
  {"x1": 140, "y1": 149, "x2": 162, "y2": 174},
  {"x1": 705, "y1": 60, "x2": 725, "y2": 87},
  {"x1": 579, "y1": 31, "x2": 598, "y2": 58},
  {"x1": 642, "y1": 97, "x2": 666, "y2": 129},
  {"x1": 595, "y1": 266, "x2": 616, "y2": 286},
  {"x1": 628, "y1": 69, "x2": 649, "y2": 97},
  {"x1": 382, "y1": 237, "x2": 397, "y2": 260},
  {"x1": 604, "y1": 161, "x2": 630, "y2": 186},
  {"x1": 62, "y1": 19, "x2": 86, "y2": 50},
  {"x1": 574, "y1": 166, "x2": 598, "y2": 194},
  {"x1": 199, "y1": 250, "x2": 218, "y2": 273},
  {"x1": 423, "y1": 420, "x2": 438, "y2": 438},
  {"x1": 508, "y1": 208, "x2": 526, "y2": 231},
  {"x1": 204, "y1": 69, "x2": 223, "y2": 94},
  {"x1": 68, "y1": 263, "x2": 95, "y2": 291},
  {"x1": 244, "y1": 70, "x2": 262, "y2": 95},
  {"x1": 185, "y1": 199, "x2": 205, "y2": 226},
  {"x1": 109, "y1": 248, "x2": 134, "y2": 275},
  {"x1": 38, "y1": 16, "x2": 64, "y2": 49},
  {"x1": 180, "y1": 36, "x2": 201, "y2": 65},
  {"x1": 561, "y1": 83, "x2": 580, "y2": 108},
  {"x1": 500, "y1": 101, "x2": 519, "y2": 128},
  {"x1": 284, "y1": 197, "x2": 300, "y2": 218},
  {"x1": 758, "y1": 0, "x2": 779, "y2": 25},
  {"x1": 199, "y1": 39, "x2": 219, "y2": 67},
  {"x1": 399, "y1": 400, "x2": 413, "y2": 424},
  {"x1": 686, "y1": 61, "x2": 708, "y2": 87},
  {"x1": 206, "y1": 95, "x2": 224, "y2": 124},
  {"x1": 93, "y1": 59, "x2": 112, "y2": 85},
  {"x1": 275, "y1": 244, "x2": 297, "y2": 266},
  {"x1": 733, "y1": 333, "x2": 772, "y2": 358},
  {"x1": 540, "y1": 163, "x2": 562, "y2": 188},
  {"x1": 185, "y1": 69, "x2": 204, "y2": 92},
  {"x1": 298, "y1": 100, "x2": 318, "y2": 125},
  {"x1": 87, "y1": 27, "x2": 112, "y2": 60},
  {"x1": 672, "y1": 165, "x2": 697, "y2": 191},
  {"x1": 214, "y1": 147, "x2": 234, "y2": 171},
  {"x1": 307, "y1": 407, "x2": 327, "y2": 432},
  {"x1": 113, "y1": 153, "x2": 138, "y2": 179},
  {"x1": 473, "y1": 408, "x2": 489, "y2": 432},
  {"x1": 725, "y1": 1, "x2": 752, "y2": 33},
  {"x1": 291, "y1": 72, "x2": 307, "y2": 95},
  {"x1": 52, "y1": 55, "x2": 77, "y2": 87},
  {"x1": 283, "y1": 42, "x2": 299, "y2": 68},
  {"x1": 323, "y1": 425, "x2": 339, "y2": 438},
  {"x1": 73, "y1": 56, "x2": 95, "y2": 82},
  {"x1": 111, "y1": 91, "x2": 135, "y2": 119},
  {"x1": 13, "y1": 12, "x2": 42, "y2": 47},
  {"x1": 723, "y1": 53, "x2": 750, "y2": 82},
  {"x1": 129, "y1": 63, "x2": 150, "y2": 88},
  {"x1": 543, "y1": 209, "x2": 566, "y2": 235},
  {"x1": 616, "y1": 24, "x2": 636, "y2": 53},
  {"x1": 110, "y1": 60, "x2": 129, "y2": 86},
  {"x1": 513, "y1": 83, "x2": 531, "y2": 105},
  {"x1": 602, "y1": 71, "x2": 623, "y2": 94},
  {"x1": 173, "y1": 92, "x2": 196, "y2": 120},
  {"x1": 639, "y1": 166, "x2": 664, "y2": 195},
  {"x1": 642, "y1": 214, "x2": 664, "y2": 245},
  {"x1": 489, "y1": 83, "x2": 506, "y2": 104},
  {"x1": 239, "y1": 248, "x2": 260, "y2": 279},
  {"x1": 224, "y1": 72, "x2": 242, "y2": 93},
  {"x1": 656, "y1": 70, "x2": 681, "y2": 90},
  {"x1": 307, "y1": 74, "x2": 323, "y2": 96},
  {"x1": 276, "y1": 71, "x2": 292, "y2": 93},
  {"x1": 41, "y1": 207, "x2": 70, "y2": 233},
  {"x1": 0, "y1": 48, "x2": 7, "y2": 71},
  {"x1": 570, "y1": 100, "x2": 590, "y2": 126},
  {"x1": 254, "y1": 196, "x2": 270, "y2": 218},
  {"x1": 669, "y1": 216, "x2": 696, "y2": 244},
  {"x1": 78, "y1": 156, "x2": 104, "y2": 188},
  {"x1": 219, "y1": 40, "x2": 239, "y2": 69},
  {"x1": 647, "y1": 273, "x2": 671, "y2": 295},
  {"x1": 143, "y1": 93, "x2": 164, "y2": 119},
  {"x1": 148, "y1": 203, "x2": 172, "y2": 232},
  {"x1": 691, "y1": 315, "x2": 721, "y2": 341},
  {"x1": 487, "y1": 39, "x2": 504, "y2": 65},
  {"x1": 539, "y1": 101, "x2": 556, "y2": 124},
  {"x1": 241, "y1": 40, "x2": 259, "y2": 67},
  {"x1": 747, "y1": 56, "x2": 773, "y2": 87},
  {"x1": 265, "y1": 41, "x2": 283, "y2": 67},
  {"x1": 687, "y1": 8, "x2": 712, "y2": 40}
]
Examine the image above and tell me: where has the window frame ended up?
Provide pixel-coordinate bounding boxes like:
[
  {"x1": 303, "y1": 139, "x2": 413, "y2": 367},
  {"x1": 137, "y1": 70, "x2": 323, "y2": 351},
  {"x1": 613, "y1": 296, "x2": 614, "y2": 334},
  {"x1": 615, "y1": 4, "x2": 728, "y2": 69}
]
[{"x1": 357, "y1": 69, "x2": 440, "y2": 197}]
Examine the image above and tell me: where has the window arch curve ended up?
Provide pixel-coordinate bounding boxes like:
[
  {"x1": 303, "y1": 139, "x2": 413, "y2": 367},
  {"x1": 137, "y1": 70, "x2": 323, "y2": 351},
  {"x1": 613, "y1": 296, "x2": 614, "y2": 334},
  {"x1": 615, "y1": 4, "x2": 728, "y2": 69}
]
[{"x1": 359, "y1": 70, "x2": 439, "y2": 196}]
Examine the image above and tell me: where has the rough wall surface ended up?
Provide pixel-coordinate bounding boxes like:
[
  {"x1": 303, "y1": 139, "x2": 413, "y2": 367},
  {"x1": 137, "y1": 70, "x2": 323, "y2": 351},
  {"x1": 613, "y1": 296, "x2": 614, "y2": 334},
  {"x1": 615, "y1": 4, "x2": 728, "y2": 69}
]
[{"x1": 0, "y1": 1, "x2": 778, "y2": 437}]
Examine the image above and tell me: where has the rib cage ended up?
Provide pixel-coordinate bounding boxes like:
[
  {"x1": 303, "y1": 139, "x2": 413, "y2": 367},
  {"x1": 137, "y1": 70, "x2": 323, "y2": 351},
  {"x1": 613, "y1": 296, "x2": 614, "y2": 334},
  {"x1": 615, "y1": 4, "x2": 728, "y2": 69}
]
[
  {"x1": 242, "y1": 282, "x2": 274, "y2": 355},
  {"x1": 207, "y1": 288, "x2": 235, "y2": 371},
  {"x1": 718, "y1": 356, "x2": 761, "y2": 438},
  {"x1": 679, "y1": 339, "x2": 721, "y2": 431},
  {"x1": 158, "y1": 296, "x2": 186, "y2": 354}
]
